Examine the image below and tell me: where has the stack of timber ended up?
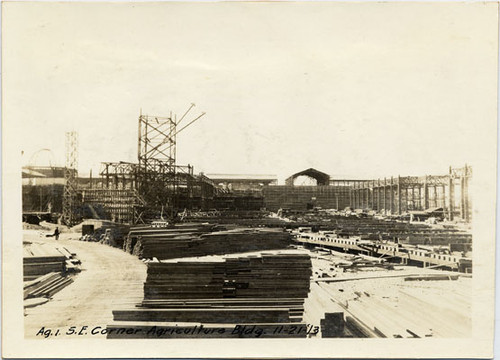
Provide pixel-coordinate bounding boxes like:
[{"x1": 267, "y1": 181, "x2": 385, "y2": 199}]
[
  {"x1": 23, "y1": 242, "x2": 81, "y2": 281},
  {"x1": 132, "y1": 228, "x2": 291, "y2": 260},
  {"x1": 77, "y1": 221, "x2": 131, "y2": 249},
  {"x1": 24, "y1": 243, "x2": 65, "y2": 281},
  {"x1": 24, "y1": 272, "x2": 74, "y2": 300},
  {"x1": 124, "y1": 223, "x2": 218, "y2": 254},
  {"x1": 107, "y1": 250, "x2": 312, "y2": 338},
  {"x1": 144, "y1": 250, "x2": 310, "y2": 300}
]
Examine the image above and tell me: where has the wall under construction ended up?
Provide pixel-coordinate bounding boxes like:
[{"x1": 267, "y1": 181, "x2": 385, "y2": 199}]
[
  {"x1": 262, "y1": 185, "x2": 351, "y2": 212},
  {"x1": 350, "y1": 165, "x2": 472, "y2": 221}
]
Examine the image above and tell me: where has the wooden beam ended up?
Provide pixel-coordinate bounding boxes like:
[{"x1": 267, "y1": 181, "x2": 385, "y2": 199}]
[{"x1": 390, "y1": 177, "x2": 394, "y2": 214}]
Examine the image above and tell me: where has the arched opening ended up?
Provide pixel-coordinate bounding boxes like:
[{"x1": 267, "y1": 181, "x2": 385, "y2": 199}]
[
  {"x1": 285, "y1": 168, "x2": 330, "y2": 186},
  {"x1": 293, "y1": 175, "x2": 318, "y2": 186}
]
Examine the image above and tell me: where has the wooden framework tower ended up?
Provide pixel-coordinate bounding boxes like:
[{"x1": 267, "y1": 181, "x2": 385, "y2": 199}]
[{"x1": 62, "y1": 131, "x2": 79, "y2": 225}]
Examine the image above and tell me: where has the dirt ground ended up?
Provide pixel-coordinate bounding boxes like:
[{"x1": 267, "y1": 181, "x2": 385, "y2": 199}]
[
  {"x1": 24, "y1": 230, "x2": 147, "y2": 338},
  {"x1": 23, "y1": 229, "x2": 471, "y2": 339}
]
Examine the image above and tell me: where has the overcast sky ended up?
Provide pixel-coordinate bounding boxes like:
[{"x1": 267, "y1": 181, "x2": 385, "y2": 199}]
[{"x1": 4, "y1": 2, "x2": 498, "y2": 183}]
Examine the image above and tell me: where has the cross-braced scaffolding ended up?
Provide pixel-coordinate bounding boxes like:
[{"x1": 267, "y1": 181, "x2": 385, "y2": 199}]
[
  {"x1": 136, "y1": 107, "x2": 205, "y2": 220},
  {"x1": 82, "y1": 105, "x2": 209, "y2": 223},
  {"x1": 137, "y1": 114, "x2": 177, "y2": 218},
  {"x1": 62, "y1": 131, "x2": 79, "y2": 225}
]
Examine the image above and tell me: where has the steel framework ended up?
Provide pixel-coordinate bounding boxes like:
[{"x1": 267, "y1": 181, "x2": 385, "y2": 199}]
[
  {"x1": 136, "y1": 107, "x2": 205, "y2": 219},
  {"x1": 83, "y1": 105, "x2": 208, "y2": 223},
  {"x1": 348, "y1": 165, "x2": 472, "y2": 221}
]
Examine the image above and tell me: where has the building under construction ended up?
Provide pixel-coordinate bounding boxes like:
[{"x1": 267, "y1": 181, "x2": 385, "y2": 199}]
[
  {"x1": 22, "y1": 106, "x2": 475, "y2": 340},
  {"x1": 22, "y1": 116, "x2": 472, "y2": 225}
]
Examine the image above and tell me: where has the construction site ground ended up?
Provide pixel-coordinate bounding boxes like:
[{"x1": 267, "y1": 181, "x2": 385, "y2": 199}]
[
  {"x1": 23, "y1": 229, "x2": 146, "y2": 338},
  {"x1": 304, "y1": 251, "x2": 472, "y2": 338},
  {"x1": 23, "y1": 227, "x2": 471, "y2": 339}
]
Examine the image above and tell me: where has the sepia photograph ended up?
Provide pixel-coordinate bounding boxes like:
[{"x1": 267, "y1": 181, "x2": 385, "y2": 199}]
[{"x1": 2, "y1": 1, "x2": 498, "y2": 358}]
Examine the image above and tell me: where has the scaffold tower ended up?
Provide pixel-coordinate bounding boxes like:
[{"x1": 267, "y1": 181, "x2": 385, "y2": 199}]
[{"x1": 62, "y1": 131, "x2": 79, "y2": 225}]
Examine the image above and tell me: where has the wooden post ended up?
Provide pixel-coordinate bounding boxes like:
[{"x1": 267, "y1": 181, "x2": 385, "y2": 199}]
[
  {"x1": 460, "y1": 176, "x2": 465, "y2": 219},
  {"x1": 352, "y1": 182, "x2": 355, "y2": 208},
  {"x1": 371, "y1": 180, "x2": 375, "y2": 210},
  {"x1": 357, "y1": 182, "x2": 360, "y2": 209},
  {"x1": 390, "y1": 177, "x2": 394, "y2": 214},
  {"x1": 360, "y1": 182, "x2": 363, "y2": 209},
  {"x1": 105, "y1": 164, "x2": 109, "y2": 189},
  {"x1": 397, "y1": 176, "x2": 401, "y2": 215},
  {"x1": 362, "y1": 182, "x2": 366, "y2": 209},
  {"x1": 464, "y1": 166, "x2": 469, "y2": 222},
  {"x1": 354, "y1": 182, "x2": 358, "y2": 209},
  {"x1": 359, "y1": 182, "x2": 362, "y2": 209},
  {"x1": 377, "y1": 179, "x2": 381, "y2": 211},
  {"x1": 418, "y1": 186, "x2": 422, "y2": 210},
  {"x1": 423, "y1": 176, "x2": 428, "y2": 210},
  {"x1": 352, "y1": 181, "x2": 355, "y2": 209},
  {"x1": 405, "y1": 186, "x2": 409, "y2": 213},
  {"x1": 367, "y1": 182, "x2": 370, "y2": 209},
  {"x1": 349, "y1": 182, "x2": 353, "y2": 208},
  {"x1": 368, "y1": 182, "x2": 371, "y2": 209},
  {"x1": 363, "y1": 182, "x2": 366, "y2": 209},
  {"x1": 383, "y1": 178, "x2": 387, "y2": 214},
  {"x1": 411, "y1": 185, "x2": 417, "y2": 210},
  {"x1": 354, "y1": 182, "x2": 357, "y2": 209},
  {"x1": 448, "y1": 169, "x2": 454, "y2": 220}
]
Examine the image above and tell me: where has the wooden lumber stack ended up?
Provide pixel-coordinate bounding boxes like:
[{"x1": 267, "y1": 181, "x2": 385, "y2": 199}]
[
  {"x1": 143, "y1": 251, "x2": 311, "y2": 301},
  {"x1": 140, "y1": 298, "x2": 305, "y2": 308},
  {"x1": 107, "y1": 251, "x2": 313, "y2": 337},
  {"x1": 132, "y1": 228, "x2": 291, "y2": 260},
  {"x1": 23, "y1": 272, "x2": 74, "y2": 300},
  {"x1": 113, "y1": 308, "x2": 292, "y2": 323},
  {"x1": 23, "y1": 242, "x2": 66, "y2": 281},
  {"x1": 23, "y1": 255, "x2": 65, "y2": 280},
  {"x1": 23, "y1": 242, "x2": 81, "y2": 280},
  {"x1": 124, "y1": 224, "x2": 217, "y2": 254}
]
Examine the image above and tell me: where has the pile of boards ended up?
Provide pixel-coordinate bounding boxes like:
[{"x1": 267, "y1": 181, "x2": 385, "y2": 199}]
[
  {"x1": 23, "y1": 272, "x2": 74, "y2": 308},
  {"x1": 23, "y1": 242, "x2": 80, "y2": 281},
  {"x1": 123, "y1": 223, "x2": 218, "y2": 254},
  {"x1": 107, "y1": 250, "x2": 313, "y2": 338},
  {"x1": 77, "y1": 221, "x2": 131, "y2": 248},
  {"x1": 130, "y1": 228, "x2": 291, "y2": 260},
  {"x1": 143, "y1": 251, "x2": 311, "y2": 300}
]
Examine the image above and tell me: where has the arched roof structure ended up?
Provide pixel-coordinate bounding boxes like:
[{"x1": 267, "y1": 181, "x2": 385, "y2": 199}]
[{"x1": 285, "y1": 168, "x2": 330, "y2": 186}]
